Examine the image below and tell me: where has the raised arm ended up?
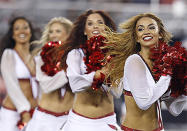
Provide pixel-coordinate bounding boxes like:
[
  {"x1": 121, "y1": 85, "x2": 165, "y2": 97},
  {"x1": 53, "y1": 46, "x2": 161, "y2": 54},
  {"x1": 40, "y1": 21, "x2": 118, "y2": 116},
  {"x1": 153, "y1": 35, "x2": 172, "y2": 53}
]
[
  {"x1": 66, "y1": 49, "x2": 95, "y2": 93},
  {"x1": 124, "y1": 55, "x2": 171, "y2": 110},
  {"x1": 35, "y1": 55, "x2": 68, "y2": 93}
]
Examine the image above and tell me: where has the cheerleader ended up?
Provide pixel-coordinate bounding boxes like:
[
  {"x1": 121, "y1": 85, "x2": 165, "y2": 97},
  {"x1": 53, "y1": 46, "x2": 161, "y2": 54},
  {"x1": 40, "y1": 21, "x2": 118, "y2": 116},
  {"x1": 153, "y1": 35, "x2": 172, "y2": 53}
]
[
  {"x1": 25, "y1": 17, "x2": 74, "y2": 131},
  {"x1": 52, "y1": 10, "x2": 121, "y2": 131},
  {"x1": 0, "y1": 16, "x2": 38, "y2": 131},
  {"x1": 104, "y1": 13, "x2": 187, "y2": 131}
]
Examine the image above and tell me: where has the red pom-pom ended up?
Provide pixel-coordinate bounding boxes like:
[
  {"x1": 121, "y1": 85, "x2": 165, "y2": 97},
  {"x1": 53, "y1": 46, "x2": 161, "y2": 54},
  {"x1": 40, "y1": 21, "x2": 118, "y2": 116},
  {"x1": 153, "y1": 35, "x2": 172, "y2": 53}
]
[
  {"x1": 40, "y1": 41, "x2": 62, "y2": 76},
  {"x1": 150, "y1": 41, "x2": 187, "y2": 97},
  {"x1": 80, "y1": 35, "x2": 107, "y2": 90},
  {"x1": 80, "y1": 35, "x2": 106, "y2": 73}
]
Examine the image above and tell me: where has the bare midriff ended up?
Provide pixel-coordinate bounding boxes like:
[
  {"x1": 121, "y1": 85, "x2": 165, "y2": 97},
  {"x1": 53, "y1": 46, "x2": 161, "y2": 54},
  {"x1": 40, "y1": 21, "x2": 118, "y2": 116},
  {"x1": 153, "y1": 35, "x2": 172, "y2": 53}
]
[
  {"x1": 122, "y1": 95, "x2": 158, "y2": 131},
  {"x1": 73, "y1": 88, "x2": 114, "y2": 118},
  {"x1": 39, "y1": 87, "x2": 74, "y2": 113}
]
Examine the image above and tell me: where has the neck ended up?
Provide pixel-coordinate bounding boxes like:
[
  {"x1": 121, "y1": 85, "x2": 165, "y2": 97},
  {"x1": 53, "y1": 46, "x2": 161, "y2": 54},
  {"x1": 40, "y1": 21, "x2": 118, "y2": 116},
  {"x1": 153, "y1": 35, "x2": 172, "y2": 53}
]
[
  {"x1": 14, "y1": 42, "x2": 30, "y2": 54},
  {"x1": 139, "y1": 47, "x2": 154, "y2": 69},
  {"x1": 139, "y1": 47, "x2": 150, "y2": 61}
]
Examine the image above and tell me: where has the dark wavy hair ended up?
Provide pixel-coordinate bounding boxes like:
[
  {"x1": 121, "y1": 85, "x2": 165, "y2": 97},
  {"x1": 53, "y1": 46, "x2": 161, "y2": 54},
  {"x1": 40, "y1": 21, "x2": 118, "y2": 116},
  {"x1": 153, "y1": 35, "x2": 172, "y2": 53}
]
[
  {"x1": 0, "y1": 16, "x2": 36, "y2": 58},
  {"x1": 54, "y1": 9, "x2": 116, "y2": 69}
]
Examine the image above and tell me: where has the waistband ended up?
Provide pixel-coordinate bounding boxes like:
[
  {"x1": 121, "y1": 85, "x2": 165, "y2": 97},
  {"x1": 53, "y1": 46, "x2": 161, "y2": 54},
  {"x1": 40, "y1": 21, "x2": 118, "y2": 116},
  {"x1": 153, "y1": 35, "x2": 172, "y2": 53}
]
[
  {"x1": 69, "y1": 109, "x2": 116, "y2": 124},
  {"x1": 121, "y1": 125, "x2": 163, "y2": 131},
  {"x1": 2, "y1": 105, "x2": 17, "y2": 111},
  {"x1": 18, "y1": 78, "x2": 30, "y2": 81},
  {"x1": 37, "y1": 106, "x2": 69, "y2": 117},
  {"x1": 72, "y1": 109, "x2": 114, "y2": 119}
]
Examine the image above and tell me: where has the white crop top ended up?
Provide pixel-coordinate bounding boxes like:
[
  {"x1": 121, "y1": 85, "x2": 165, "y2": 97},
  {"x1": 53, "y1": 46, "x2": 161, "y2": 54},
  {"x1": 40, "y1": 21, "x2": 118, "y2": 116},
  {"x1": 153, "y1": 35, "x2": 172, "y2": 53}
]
[
  {"x1": 13, "y1": 50, "x2": 33, "y2": 78},
  {"x1": 66, "y1": 48, "x2": 123, "y2": 98},
  {"x1": 35, "y1": 54, "x2": 68, "y2": 95},
  {"x1": 123, "y1": 54, "x2": 171, "y2": 110},
  {"x1": 66, "y1": 48, "x2": 96, "y2": 93},
  {"x1": 1, "y1": 49, "x2": 38, "y2": 113},
  {"x1": 123, "y1": 54, "x2": 186, "y2": 116}
]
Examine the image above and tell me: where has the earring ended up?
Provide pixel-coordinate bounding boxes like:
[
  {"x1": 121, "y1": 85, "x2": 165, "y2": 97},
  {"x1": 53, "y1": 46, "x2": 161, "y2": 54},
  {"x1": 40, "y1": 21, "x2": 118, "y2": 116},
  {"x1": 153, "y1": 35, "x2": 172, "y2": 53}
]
[{"x1": 84, "y1": 32, "x2": 87, "y2": 35}]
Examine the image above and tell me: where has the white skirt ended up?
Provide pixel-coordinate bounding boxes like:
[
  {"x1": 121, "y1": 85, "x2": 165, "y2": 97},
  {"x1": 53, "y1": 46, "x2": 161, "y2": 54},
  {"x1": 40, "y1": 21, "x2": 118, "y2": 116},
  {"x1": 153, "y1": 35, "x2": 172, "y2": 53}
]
[
  {"x1": 0, "y1": 107, "x2": 20, "y2": 131},
  {"x1": 61, "y1": 110, "x2": 121, "y2": 131},
  {"x1": 25, "y1": 108, "x2": 68, "y2": 131}
]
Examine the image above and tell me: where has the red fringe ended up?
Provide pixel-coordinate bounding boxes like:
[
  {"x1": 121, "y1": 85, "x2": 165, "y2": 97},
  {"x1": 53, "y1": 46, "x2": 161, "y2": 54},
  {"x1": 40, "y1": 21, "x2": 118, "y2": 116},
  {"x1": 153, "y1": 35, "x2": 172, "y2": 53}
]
[
  {"x1": 40, "y1": 41, "x2": 63, "y2": 76},
  {"x1": 150, "y1": 41, "x2": 187, "y2": 97},
  {"x1": 80, "y1": 35, "x2": 110, "y2": 90}
]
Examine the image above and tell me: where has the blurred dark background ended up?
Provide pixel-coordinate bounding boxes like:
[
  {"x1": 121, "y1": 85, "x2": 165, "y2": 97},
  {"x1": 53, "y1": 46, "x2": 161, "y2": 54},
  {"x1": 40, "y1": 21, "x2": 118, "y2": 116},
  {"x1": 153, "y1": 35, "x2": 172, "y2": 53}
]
[{"x1": 0, "y1": 0, "x2": 186, "y2": 131}]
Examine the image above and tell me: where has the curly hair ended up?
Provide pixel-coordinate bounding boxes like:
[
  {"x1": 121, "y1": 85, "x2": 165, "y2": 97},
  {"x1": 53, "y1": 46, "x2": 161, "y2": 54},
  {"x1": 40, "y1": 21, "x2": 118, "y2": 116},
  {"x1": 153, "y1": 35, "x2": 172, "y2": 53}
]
[
  {"x1": 54, "y1": 9, "x2": 116, "y2": 69},
  {"x1": 0, "y1": 16, "x2": 36, "y2": 59},
  {"x1": 104, "y1": 13, "x2": 172, "y2": 87},
  {"x1": 30, "y1": 17, "x2": 73, "y2": 55}
]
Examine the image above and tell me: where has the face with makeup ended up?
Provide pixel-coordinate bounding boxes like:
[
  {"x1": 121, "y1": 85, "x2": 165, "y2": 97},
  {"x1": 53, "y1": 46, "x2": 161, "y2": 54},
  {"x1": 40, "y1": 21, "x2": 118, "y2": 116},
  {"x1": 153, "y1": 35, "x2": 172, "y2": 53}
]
[
  {"x1": 136, "y1": 17, "x2": 160, "y2": 48},
  {"x1": 13, "y1": 19, "x2": 32, "y2": 44},
  {"x1": 84, "y1": 13, "x2": 105, "y2": 40},
  {"x1": 48, "y1": 22, "x2": 68, "y2": 42}
]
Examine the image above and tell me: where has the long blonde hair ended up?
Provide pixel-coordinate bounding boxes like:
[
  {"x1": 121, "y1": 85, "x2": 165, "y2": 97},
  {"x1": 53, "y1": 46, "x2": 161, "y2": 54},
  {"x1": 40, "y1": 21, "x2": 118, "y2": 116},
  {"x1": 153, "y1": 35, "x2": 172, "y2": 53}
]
[
  {"x1": 104, "y1": 13, "x2": 172, "y2": 87},
  {"x1": 30, "y1": 17, "x2": 73, "y2": 55}
]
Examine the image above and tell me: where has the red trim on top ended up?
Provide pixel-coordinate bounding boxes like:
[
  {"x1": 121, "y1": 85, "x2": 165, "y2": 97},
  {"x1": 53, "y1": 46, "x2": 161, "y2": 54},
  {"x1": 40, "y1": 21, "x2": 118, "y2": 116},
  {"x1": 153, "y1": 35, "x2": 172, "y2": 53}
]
[
  {"x1": 72, "y1": 109, "x2": 114, "y2": 119},
  {"x1": 121, "y1": 125, "x2": 141, "y2": 131},
  {"x1": 2, "y1": 105, "x2": 17, "y2": 111},
  {"x1": 2, "y1": 105, "x2": 35, "y2": 115},
  {"x1": 121, "y1": 125, "x2": 163, "y2": 131},
  {"x1": 37, "y1": 106, "x2": 69, "y2": 117},
  {"x1": 156, "y1": 102, "x2": 164, "y2": 130},
  {"x1": 123, "y1": 90, "x2": 132, "y2": 96},
  {"x1": 18, "y1": 78, "x2": 30, "y2": 81},
  {"x1": 108, "y1": 124, "x2": 118, "y2": 130}
]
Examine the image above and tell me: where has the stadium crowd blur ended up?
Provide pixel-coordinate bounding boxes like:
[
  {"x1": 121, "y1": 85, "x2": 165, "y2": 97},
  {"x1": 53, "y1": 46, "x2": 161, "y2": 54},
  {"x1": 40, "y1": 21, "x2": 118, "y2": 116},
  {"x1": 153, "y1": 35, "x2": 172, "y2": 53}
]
[{"x1": 0, "y1": 0, "x2": 186, "y2": 130}]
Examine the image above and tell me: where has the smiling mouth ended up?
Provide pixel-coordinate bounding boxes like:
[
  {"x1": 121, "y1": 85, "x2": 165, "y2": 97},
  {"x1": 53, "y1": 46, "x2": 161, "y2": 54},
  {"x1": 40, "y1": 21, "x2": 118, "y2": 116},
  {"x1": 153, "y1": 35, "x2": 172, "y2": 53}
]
[
  {"x1": 19, "y1": 34, "x2": 26, "y2": 39},
  {"x1": 143, "y1": 36, "x2": 153, "y2": 41},
  {"x1": 92, "y1": 30, "x2": 100, "y2": 35}
]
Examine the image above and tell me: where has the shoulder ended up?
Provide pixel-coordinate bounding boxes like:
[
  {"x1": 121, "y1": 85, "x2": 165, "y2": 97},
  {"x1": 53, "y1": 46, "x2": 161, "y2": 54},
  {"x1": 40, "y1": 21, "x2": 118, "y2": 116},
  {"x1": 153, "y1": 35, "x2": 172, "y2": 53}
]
[
  {"x1": 66, "y1": 48, "x2": 84, "y2": 64},
  {"x1": 2, "y1": 49, "x2": 14, "y2": 54},
  {"x1": 1, "y1": 49, "x2": 15, "y2": 58},
  {"x1": 1, "y1": 49, "x2": 15, "y2": 66},
  {"x1": 124, "y1": 54, "x2": 146, "y2": 72},
  {"x1": 125, "y1": 54, "x2": 142, "y2": 65},
  {"x1": 67, "y1": 48, "x2": 83, "y2": 58}
]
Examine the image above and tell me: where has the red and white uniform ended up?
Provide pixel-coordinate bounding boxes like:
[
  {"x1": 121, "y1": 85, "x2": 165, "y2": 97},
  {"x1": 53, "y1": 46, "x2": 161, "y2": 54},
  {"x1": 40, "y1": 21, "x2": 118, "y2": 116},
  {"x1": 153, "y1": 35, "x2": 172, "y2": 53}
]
[
  {"x1": 61, "y1": 110, "x2": 119, "y2": 131},
  {"x1": 0, "y1": 49, "x2": 38, "y2": 131},
  {"x1": 122, "y1": 54, "x2": 186, "y2": 131},
  {"x1": 60, "y1": 49, "x2": 120, "y2": 131},
  {"x1": 25, "y1": 54, "x2": 68, "y2": 131},
  {"x1": 25, "y1": 107, "x2": 68, "y2": 131}
]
